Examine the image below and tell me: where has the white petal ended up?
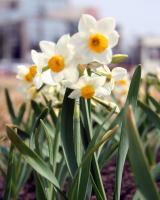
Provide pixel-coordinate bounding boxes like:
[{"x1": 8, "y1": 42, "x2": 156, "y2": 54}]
[
  {"x1": 56, "y1": 34, "x2": 70, "y2": 49},
  {"x1": 33, "y1": 75, "x2": 43, "y2": 89},
  {"x1": 31, "y1": 50, "x2": 48, "y2": 69},
  {"x1": 88, "y1": 48, "x2": 112, "y2": 64},
  {"x1": 96, "y1": 17, "x2": 116, "y2": 35},
  {"x1": 50, "y1": 70, "x2": 64, "y2": 83},
  {"x1": 76, "y1": 75, "x2": 91, "y2": 88},
  {"x1": 112, "y1": 67, "x2": 127, "y2": 81},
  {"x1": 39, "y1": 41, "x2": 56, "y2": 56},
  {"x1": 56, "y1": 45, "x2": 73, "y2": 62},
  {"x1": 69, "y1": 89, "x2": 81, "y2": 99},
  {"x1": 63, "y1": 67, "x2": 79, "y2": 83},
  {"x1": 108, "y1": 31, "x2": 119, "y2": 48},
  {"x1": 78, "y1": 14, "x2": 96, "y2": 32},
  {"x1": 89, "y1": 75, "x2": 106, "y2": 88},
  {"x1": 41, "y1": 70, "x2": 56, "y2": 86},
  {"x1": 71, "y1": 32, "x2": 88, "y2": 48},
  {"x1": 105, "y1": 79, "x2": 115, "y2": 91},
  {"x1": 17, "y1": 65, "x2": 28, "y2": 74},
  {"x1": 16, "y1": 65, "x2": 29, "y2": 80},
  {"x1": 95, "y1": 87, "x2": 111, "y2": 97}
]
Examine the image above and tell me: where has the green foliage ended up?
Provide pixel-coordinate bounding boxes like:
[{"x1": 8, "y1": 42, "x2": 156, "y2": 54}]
[{"x1": 2, "y1": 65, "x2": 160, "y2": 200}]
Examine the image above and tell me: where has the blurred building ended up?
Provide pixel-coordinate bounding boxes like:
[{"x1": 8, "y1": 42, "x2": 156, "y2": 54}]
[
  {"x1": 140, "y1": 36, "x2": 160, "y2": 69},
  {"x1": 0, "y1": 0, "x2": 99, "y2": 63}
]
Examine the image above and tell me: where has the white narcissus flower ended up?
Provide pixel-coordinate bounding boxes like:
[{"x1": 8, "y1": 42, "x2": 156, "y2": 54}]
[
  {"x1": 31, "y1": 50, "x2": 49, "y2": 89},
  {"x1": 16, "y1": 50, "x2": 49, "y2": 89},
  {"x1": 39, "y1": 34, "x2": 79, "y2": 84},
  {"x1": 96, "y1": 65, "x2": 127, "y2": 92},
  {"x1": 114, "y1": 74, "x2": 130, "y2": 96},
  {"x1": 16, "y1": 64, "x2": 37, "y2": 85},
  {"x1": 17, "y1": 84, "x2": 42, "y2": 101},
  {"x1": 71, "y1": 14, "x2": 119, "y2": 65},
  {"x1": 68, "y1": 75, "x2": 110, "y2": 99}
]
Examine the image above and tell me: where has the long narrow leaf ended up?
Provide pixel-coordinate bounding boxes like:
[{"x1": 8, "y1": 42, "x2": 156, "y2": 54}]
[
  {"x1": 126, "y1": 106, "x2": 160, "y2": 200},
  {"x1": 6, "y1": 126, "x2": 67, "y2": 199},
  {"x1": 61, "y1": 88, "x2": 78, "y2": 177},
  {"x1": 114, "y1": 65, "x2": 141, "y2": 200},
  {"x1": 4, "y1": 88, "x2": 16, "y2": 123},
  {"x1": 138, "y1": 100, "x2": 160, "y2": 129}
]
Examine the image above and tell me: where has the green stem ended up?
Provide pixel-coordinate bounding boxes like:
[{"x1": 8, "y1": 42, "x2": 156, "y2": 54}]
[
  {"x1": 73, "y1": 98, "x2": 82, "y2": 166},
  {"x1": 81, "y1": 98, "x2": 107, "y2": 200}
]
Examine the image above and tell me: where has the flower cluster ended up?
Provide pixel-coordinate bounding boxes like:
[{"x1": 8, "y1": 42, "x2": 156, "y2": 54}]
[{"x1": 16, "y1": 14, "x2": 128, "y2": 101}]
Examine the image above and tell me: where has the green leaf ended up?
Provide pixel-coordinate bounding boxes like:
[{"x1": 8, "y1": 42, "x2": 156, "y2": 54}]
[
  {"x1": 40, "y1": 120, "x2": 54, "y2": 165},
  {"x1": 17, "y1": 127, "x2": 30, "y2": 140},
  {"x1": 17, "y1": 103, "x2": 26, "y2": 124},
  {"x1": 80, "y1": 98, "x2": 107, "y2": 200},
  {"x1": 3, "y1": 145, "x2": 15, "y2": 200},
  {"x1": 73, "y1": 99, "x2": 82, "y2": 165},
  {"x1": 16, "y1": 162, "x2": 32, "y2": 195},
  {"x1": 149, "y1": 96, "x2": 160, "y2": 113},
  {"x1": 33, "y1": 108, "x2": 49, "y2": 132},
  {"x1": 4, "y1": 88, "x2": 16, "y2": 123},
  {"x1": 52, "y1": 117, "x2": 61, "y2": 174},
  {"x1": 114, "y1": 65, "x2": 141, "y2": 200},
  {"x1": 61, "y1": 88, "x2": 78, "y2": 177},
  {"x1": 151, "y1": 163, "x2": 160, "y2": 180},
  {"x1": 34, "y1": 172, "x2": 47, "y2": 200},
  {"x1": 126, "y1": 106, "x2": 160, "y2": 200},
  {"x1": 6, "y1": 126, "x2": 67, "y2": 199},
  {"x1": 99, "y1": 143, "x2": 118, "y2": 169},
  {"x1": 138, "y1": 100, "x2": 160, "y2": 129},
  {"x1": 31, "y1": 100, "x2": 42, "y2": 115},
  {"x1": 69, "y1": 125, "x2": 118, "y2": 200}
]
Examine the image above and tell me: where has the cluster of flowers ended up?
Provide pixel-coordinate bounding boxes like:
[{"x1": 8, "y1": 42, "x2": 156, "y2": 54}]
[{"x1": 17, "y1": 14, "x2": 129, "y2": 102}]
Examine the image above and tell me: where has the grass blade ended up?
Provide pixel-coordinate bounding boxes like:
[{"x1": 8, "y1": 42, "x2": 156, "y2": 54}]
[
  {"x1": 138, "y1": 100, "x2": 160, "y2": 129},
  {"x1": 126, "y1": 106, "x2": 160, "y2": 200},
  {"x1": 80, "y1": 98, "x2": 107, "y2": 200},
  {"x1": 114, "y1": 65, "x2": 141, "y2": 200},
  {"x1": 61, "y1": 88, "x2": 78, "y2": 177},
  {"x1": 6, "y1": 126, "x2": 68, "y2": 199},
  {"x1": 4, "y1": 88, "x2": 16, "y2": 123}
]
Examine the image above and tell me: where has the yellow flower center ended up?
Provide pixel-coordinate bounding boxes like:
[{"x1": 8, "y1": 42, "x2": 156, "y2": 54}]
[
  {"x1": 121, "y1": 89, "x2": 128, "y2": 95},
  {"x1": 150, "y1": 91, "x2": 155, "y2": 97},
  {"x1": 25, "y1": 65, "x2": 37, "y2": 82},
  {"x1": 89, "y1": 33, "x2": 109, "y2": 53},
  {"x1": 106, "y1": 73, "x2": 112, "y2": 82},
  {"x1": 81, "y1": 85, "x2": 95, "y2": 99},
  {"x1": 48, "y1": 56, "x2": 65, "y2": 72},
  {"x1": 29, "y1": 65, "x2": 37, "y2": 77},
  {"x1": 25, "y1": 73, "x2": 34, "y2": 82},
  {"x1": 115, "y1": 79, "x2": 127, "y2": 85}
]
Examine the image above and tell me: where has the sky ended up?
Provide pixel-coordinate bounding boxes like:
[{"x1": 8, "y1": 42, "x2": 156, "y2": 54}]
[{"x1": 72, "y1": 0, "x2": 160, "y2": 47}]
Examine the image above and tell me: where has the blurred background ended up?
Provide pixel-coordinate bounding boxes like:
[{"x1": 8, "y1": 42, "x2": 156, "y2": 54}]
[
  {"x1": 0, "y1": 0, "x2": 160, "y2": 74},
  {"x1": 0, "y1": 0, "x2": 160, "y2": 134}
]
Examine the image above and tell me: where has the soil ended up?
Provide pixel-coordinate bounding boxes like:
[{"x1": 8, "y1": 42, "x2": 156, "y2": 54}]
[
  {"x1": 1, "y1": 154, "x2": 160, "y2": 200},
  {"x1": 0, "y1": 157, "x2": 137, "y2": 200}
]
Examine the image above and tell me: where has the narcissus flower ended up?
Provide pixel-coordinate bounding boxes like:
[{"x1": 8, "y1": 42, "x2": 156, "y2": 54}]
[
  {"x1": 39, "y1": 34, "x2": 79, "y2": 83},
  {"x1": 96, "y1": 65, "x2": 127, "y2": 91},
  {"x1": 16, "y1": 64, "x2": 37, "y2": 84},
  {"x1": 16, "y1": 50, "x2": 48, "y2": 89},
  {"x1": 114, "y1": 75, "x2": 130, "y2": 96},
  {"x1": 71, "y1": 14, "x2": 119, "y2": 65},
  {"x1": 68, "y1": 75, "x2": 110, "y2": 99}
]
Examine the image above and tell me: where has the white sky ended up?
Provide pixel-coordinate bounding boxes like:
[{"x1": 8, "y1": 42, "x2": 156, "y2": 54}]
[{"x1": 72, "y1": 0, "x2": 160, "y2": 46}]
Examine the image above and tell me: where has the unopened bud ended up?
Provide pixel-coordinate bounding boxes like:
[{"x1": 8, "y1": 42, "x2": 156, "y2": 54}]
[{"x1": 111, "y1": 54, "x2": 128, "y2": 64}]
